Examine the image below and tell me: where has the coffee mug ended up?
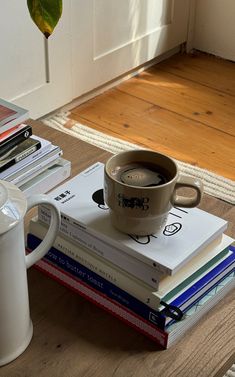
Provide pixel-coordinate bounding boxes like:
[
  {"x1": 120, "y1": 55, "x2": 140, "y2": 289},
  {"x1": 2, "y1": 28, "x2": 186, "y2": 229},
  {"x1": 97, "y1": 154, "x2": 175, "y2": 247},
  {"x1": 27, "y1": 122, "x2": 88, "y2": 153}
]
[{"x1": 104, "y1": 150, "x2": 203, "y2": 236}]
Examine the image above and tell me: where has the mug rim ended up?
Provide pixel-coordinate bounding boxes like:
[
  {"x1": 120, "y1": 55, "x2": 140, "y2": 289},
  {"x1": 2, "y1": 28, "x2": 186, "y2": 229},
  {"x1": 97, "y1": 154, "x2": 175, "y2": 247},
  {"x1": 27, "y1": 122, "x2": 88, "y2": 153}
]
[{"x1": 105, "y1": 149, "x2": 178, "y2": 189}]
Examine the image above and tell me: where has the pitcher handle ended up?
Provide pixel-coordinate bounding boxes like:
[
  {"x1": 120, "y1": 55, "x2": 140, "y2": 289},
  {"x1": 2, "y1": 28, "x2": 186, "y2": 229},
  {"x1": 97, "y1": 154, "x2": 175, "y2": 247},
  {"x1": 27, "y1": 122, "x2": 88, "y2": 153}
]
[{"x1": 25, "y1": 195, "x2": 60, "y2": 269}]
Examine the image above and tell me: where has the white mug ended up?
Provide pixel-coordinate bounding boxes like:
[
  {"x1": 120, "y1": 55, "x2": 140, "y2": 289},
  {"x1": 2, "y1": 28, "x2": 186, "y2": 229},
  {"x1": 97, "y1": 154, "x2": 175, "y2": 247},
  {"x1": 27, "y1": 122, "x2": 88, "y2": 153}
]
[{"x1": 0, "y1": 180, "x2": 60, "y2": 366}]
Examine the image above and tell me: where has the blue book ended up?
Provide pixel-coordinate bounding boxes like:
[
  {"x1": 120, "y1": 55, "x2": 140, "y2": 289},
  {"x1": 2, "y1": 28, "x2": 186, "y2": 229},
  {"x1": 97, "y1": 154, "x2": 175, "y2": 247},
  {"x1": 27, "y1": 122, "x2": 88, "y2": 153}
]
[{"x1": 163, "y1": 246, "x2": 235, "y2": 325}]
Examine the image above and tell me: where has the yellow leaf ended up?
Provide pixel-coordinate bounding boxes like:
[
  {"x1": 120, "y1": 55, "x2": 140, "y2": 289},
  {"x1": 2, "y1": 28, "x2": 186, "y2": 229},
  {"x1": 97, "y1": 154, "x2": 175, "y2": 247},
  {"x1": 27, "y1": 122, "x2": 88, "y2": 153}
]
[{"x1": 27, "y1": 0, "x2": 62, "y2": 38}]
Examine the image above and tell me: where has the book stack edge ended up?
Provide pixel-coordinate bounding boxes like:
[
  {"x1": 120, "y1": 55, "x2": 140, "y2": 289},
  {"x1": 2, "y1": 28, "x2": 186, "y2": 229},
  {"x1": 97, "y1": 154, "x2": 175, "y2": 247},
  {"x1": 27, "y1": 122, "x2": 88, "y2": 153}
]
[{"x1": 0, "y1": 98, "x2": 71, "y2": 195}]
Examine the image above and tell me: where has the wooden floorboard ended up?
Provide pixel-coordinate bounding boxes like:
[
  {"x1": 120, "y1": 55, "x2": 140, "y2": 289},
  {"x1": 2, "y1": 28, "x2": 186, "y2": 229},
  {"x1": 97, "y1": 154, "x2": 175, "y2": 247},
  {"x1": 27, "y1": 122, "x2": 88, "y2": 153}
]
[
  {"x1": 156, "y1": 52, "x2": 235, "y2": 96},
  {"x1": 70, "y1": 52, "x2": 235, "y2": 181},
  {"x1": 118, "y1": 69, "x2": 235, "y2": 136}
]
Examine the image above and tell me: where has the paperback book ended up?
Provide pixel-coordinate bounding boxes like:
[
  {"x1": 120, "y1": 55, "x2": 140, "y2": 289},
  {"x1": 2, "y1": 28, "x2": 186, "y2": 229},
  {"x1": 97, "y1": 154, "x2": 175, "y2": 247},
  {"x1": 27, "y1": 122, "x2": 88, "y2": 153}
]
[
  {"x1": 0, "y1": 98, "x2": 29, "y2": 133},
  {"x1": 33, "y1": 250, "x2": 235, "y2": 348},
  {"x1": 28, "y1": 217, "x2": 234, "y2": 310},
  {"x1": 38, "y1": 162, "x2": 228, "y2": 276}
]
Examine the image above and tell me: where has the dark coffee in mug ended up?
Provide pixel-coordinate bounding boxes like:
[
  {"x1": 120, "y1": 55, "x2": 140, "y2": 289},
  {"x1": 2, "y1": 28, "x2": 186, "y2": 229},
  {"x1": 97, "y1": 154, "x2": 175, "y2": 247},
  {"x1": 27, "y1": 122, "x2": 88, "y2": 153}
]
[
  {"x1": 104, "y1": 149, "x2": 203, "y2": 235},
  {"x1": 110, "y1": 162, "x2": 170, "y2": 187}
]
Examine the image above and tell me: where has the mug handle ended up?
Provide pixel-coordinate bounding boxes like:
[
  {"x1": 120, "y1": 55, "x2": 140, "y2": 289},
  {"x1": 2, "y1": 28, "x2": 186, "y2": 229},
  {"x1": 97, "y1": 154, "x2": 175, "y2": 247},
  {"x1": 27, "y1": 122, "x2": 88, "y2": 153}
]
[
  {"x1": 172, "y1": 175, "x2": 203, "y2": 208},
  {"x1": 25, "y1": 194, "x2": 60, "y2": 269}
]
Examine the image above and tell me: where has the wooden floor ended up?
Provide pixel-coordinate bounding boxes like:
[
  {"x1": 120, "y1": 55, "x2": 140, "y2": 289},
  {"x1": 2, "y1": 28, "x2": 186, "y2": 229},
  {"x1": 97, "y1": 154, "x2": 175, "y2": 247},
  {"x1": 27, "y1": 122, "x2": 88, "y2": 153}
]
[{"x1": 68, "y1": 52, "x2": 235, "y2": 181}]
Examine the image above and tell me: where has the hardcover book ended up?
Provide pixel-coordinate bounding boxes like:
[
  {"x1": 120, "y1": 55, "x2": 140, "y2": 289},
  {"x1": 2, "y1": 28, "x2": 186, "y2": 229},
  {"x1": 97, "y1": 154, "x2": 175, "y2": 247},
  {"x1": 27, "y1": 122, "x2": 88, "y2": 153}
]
[
  {"x1": 38, "y1": 162, "x2": 228, "y2": 276},
  {"x1": 0, "y1": 98, "x2": 29, "y2": 133}
]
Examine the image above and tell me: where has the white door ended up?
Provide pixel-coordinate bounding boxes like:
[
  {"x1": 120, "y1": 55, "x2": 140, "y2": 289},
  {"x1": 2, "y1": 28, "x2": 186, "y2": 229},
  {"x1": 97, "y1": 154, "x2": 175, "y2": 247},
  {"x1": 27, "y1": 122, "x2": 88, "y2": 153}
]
[
  {"x1": 0, "y1": 1, "x2": 72, "y2": 119},
  {"x1": 193, "y1": 0, "x2": 235, "y2": 61},
  {"x1": 71, "y1": 0, "x2": 191, "y2": 98}
]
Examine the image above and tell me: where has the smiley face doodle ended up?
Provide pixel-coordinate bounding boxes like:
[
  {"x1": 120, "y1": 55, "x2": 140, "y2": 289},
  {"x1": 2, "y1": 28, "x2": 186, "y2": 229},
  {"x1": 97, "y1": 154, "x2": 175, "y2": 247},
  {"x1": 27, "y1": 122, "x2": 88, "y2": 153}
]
[{"x1": 163, "y1": 222, "x2": 182, "y2": 236}]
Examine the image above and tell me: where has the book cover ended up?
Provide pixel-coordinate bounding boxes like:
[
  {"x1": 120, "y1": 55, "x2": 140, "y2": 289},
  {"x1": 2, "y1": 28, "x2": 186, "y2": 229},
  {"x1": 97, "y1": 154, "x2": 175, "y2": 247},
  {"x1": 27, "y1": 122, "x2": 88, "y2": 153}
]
[
  {"x1": 28, "y1": 218, "x2": 234, "y2": 309},
  {"x1": 0, "y1": 98, "x2": 29, "y2": 133},
  {"x1": 33, "y1": 255, "x2": 235, "y2": 348},
  {"x1": 0, "y1": 124, "x2": 32, "y2": 156},
  {"x1": 0, "y1": 137, "x2": 41, "y2": 172},
  {"x1": 38, "y1": 162, "x2": 228, "y2": 275}
]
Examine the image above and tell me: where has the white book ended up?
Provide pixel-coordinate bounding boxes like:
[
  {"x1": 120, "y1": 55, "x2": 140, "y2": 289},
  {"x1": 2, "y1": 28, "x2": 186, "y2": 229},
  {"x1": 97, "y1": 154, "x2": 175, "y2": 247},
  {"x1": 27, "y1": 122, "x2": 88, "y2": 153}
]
[
  {"x1": 5, "y1": 144, "x2": 61, "y2": 182},
  {"x1": 28, "y1": 218, "x2": 234, "y2": 310},
  {"x1": 20, "y1": 158, "x2": 71, "y2": 197},
  {"x1": 0, "y1": 135, "x2": 52, "y2": 179},
  {"x1": 36, "y1": 215, "x2": 163, "y2": 288},
  {"x1": 38, "y1": 162, "x2": 228, "y2": 275},
  {"x1": 10, "y1": 151, "x2": 62, "y2": 186}
]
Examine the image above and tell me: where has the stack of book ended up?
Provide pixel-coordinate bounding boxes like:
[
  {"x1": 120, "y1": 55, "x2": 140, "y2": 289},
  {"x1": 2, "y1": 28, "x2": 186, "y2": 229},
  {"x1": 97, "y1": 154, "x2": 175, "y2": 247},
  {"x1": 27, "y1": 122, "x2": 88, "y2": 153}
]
[
  {"x1": 27, "y1": 162, "x2": 235, "y2": 348},
  {"x1": 0, "y1": 98, "x2": 71, "y2": 196}
]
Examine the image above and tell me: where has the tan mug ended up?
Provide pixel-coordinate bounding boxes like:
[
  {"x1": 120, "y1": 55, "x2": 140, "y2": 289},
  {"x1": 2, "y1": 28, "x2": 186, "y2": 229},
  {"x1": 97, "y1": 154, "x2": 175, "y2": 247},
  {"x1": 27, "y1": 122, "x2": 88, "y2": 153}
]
[{"x1": 104, "y1": 150, "x2": 203, "y2": 236}]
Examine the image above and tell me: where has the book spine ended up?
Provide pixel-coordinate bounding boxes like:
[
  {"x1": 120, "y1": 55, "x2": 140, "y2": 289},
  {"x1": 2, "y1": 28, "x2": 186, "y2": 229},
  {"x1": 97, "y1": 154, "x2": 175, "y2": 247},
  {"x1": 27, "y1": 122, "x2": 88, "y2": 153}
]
[
  {"x1": 39, "y1": 203, "x2": 171, "y2": 274},
  {"x1": 0, "y1": 124, "x2": 27, "y2": 142},
  {"x1": 0, "y1": 141, "x2": 52, "y2": 179},
  {"x1": 161, "y1": 245, "x2": 230, "y2": 303},
  {"x1": 20, "y1": 159, "x2": 71, "y2": 197},
  {"x1": 0, "y1": 142, "x2": 40, "y2": 172},
  {"x1": 27, "y1": 233, "x2": 167, "y2": 329},
  {"x1": 11, "y1": 152, "x2": 61, "y2": 186},
  {"x1": 169, "y1": 251, "x2": 235, "y2": 310},
  {"x1": 38, "y1": 207, "x2": 162, "y2": 288},
  {"x1": 28, "y1": 220, "x2": 161, "y2": 308},
  {"x1": 34, "y1": 256, "x2": 169, "y2": 348},
  {"x1": 0, "y1": 124, "x2": 32, "y2": 155}
]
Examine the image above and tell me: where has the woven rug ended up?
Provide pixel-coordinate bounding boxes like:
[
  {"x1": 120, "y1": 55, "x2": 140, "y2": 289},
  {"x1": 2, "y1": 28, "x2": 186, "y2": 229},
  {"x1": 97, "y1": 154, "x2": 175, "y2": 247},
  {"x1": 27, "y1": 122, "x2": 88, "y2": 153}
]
[
  {"x1": 42, "y1": 112, "x2": 235, "y2": 205},
  {"x1": 223, "y1": 364, "x2": 235, "y2": 377}
]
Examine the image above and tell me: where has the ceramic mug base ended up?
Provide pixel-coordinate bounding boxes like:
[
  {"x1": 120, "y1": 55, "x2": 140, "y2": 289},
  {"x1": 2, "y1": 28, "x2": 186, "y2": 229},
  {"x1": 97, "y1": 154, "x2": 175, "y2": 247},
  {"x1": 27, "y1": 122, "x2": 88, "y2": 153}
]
[
  {"x1": 0, "y1": 320, "x2": 33, "y2": 367},
  {"x1": 110, "y1": 210, "x2": 168, "y2": 236}
]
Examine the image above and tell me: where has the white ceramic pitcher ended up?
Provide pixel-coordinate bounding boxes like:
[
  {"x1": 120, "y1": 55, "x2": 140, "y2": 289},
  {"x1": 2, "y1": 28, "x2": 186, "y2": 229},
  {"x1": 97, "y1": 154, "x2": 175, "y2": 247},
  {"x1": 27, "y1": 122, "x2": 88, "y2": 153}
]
[{"x1": 0, "y1": 180, "x2": 61, "y2": 366}]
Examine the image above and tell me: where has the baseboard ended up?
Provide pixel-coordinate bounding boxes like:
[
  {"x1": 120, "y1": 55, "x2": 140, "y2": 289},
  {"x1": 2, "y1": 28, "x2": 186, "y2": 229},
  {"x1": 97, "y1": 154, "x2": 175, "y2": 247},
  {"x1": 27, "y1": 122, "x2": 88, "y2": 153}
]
[{"x1": 40, "y1": 45, "x2": 181, "y2": 120}]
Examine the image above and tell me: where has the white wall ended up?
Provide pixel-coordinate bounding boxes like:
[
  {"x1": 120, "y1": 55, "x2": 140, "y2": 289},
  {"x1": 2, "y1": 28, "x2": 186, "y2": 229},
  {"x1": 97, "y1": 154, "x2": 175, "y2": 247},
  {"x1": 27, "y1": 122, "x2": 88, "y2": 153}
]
[{"x1": 193, "y1": 0, "x2": 235, "y2": 61}]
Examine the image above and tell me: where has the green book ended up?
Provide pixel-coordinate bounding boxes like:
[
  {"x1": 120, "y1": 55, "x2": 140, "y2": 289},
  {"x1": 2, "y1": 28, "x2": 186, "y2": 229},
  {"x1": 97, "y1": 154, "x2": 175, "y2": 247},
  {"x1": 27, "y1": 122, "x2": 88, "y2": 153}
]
[{"x1": 157, "y1": 235, "x2": 232, "y2": 304}]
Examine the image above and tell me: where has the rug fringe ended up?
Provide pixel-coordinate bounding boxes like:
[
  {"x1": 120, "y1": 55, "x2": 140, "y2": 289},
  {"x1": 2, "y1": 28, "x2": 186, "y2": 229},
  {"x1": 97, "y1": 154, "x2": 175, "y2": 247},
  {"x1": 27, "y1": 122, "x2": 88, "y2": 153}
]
[{"x1": 42, "y1": 113, "x2": 235, "y2": 204}]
